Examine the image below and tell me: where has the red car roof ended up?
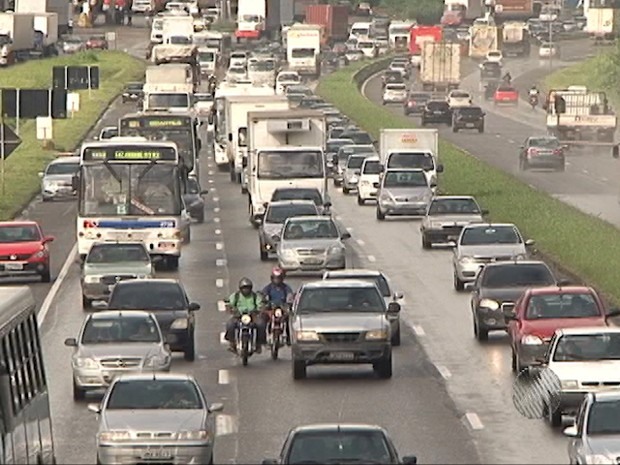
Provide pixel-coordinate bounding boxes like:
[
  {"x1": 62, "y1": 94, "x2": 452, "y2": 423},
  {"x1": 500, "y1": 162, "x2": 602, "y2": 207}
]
[
  {"x1": 0, "y1": 220, "x2": 39, "y2": 227},
  {"x1": 528, "y1": 285, "x2": 595, "y2": 295}
]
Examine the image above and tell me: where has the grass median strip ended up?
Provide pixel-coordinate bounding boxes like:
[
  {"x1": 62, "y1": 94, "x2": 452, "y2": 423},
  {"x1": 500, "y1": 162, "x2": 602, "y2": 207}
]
[
  {"x1": 317, "y1": 62, "x2": 620, "y2": 304},
  {"x1": 0, "y1": 51, "x2": 146, "y2": 220}
]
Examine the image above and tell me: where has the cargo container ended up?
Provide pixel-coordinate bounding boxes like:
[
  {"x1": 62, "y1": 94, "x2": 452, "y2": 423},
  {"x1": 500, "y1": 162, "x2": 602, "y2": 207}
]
[
  {"x1": 294, "y1": 0, "x2": 318, "y2": 22},
  {"x1": 469, "y1": 24, "x2": 501, "y2": 58},
  {"x1": 305, "y1": 4, "x2": 349, "y2": 43},
  {"x1": 492, "y1": 0, "x2": 534, "y2": 20},
  {"x1": 409, "y1": 25, "x2": 442, "y2": 55},
  {"x1": 420, "y1": 42, "x2": 461, "y2": 91},
  {"x1": 586, "y1": 5, "x2": 620, "y2": 41},
  {"x1": 502, "y1": 21, "x2": 530, "y2": 56},
  {"x1": 15, "y1": 0, "x2": 71, "y2": 35},
  {"x1": 0, "y1": 12, "x2": 35, "y2": 66}
]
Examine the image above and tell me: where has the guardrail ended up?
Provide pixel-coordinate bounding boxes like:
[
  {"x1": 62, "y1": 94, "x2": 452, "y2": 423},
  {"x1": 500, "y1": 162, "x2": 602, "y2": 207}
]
[{"x1": 351, "y1": 56, "x2": 395, "y2": 90}]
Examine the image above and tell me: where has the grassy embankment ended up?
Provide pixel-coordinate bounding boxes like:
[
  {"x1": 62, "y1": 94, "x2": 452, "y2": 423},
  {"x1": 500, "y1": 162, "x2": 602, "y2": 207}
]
[
  {"x1": 317, "y1": 60, "x2": 620, "y2": 304},
  {"x1": 0, "y1": 51, "x2": 146, "y2": 220}
]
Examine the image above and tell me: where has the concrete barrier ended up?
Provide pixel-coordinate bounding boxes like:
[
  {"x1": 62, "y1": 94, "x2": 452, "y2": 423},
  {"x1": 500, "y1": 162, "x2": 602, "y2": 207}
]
[{"x1": 351, "y1": 56, "x2": 395, "y2": 90}]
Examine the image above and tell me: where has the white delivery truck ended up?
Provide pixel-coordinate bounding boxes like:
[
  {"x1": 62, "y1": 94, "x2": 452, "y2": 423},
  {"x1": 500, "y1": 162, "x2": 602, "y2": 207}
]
[
  {"x1": 236, "y1": 0, "x2": 266, "y2": 40},
  {"x1": 143, "y1": 83, "x2": 194, "y2": 112},
  {"x1": 224, "y1": 95, "x2": 289, "y2": 188},
  {"x1": 247, "y1": 109, "x2": 327, "y2": 225},
  {"x1": 212, "y1": 83, "x2": 276, "y2": 169},
  {"x1": 501, "y1": 21, "x2": 530, "y2": 56},
  {"x1": 15, "y1": 0, "x2": 71, "y2": 35},
  {"x1": 197, "y1": 47, "x2": 218, "y2": 78},
  {"x1": 162, "y1": 15, "x2": 195, "y2": 41},
  {"x1": 388, "y1": 20, "x2": 414, "y2": 50},
  {"x1": 33, "y1": 12, "x2": 58, "y2": 56},
  {"x1": 586, "y1": 6, "x2": 619, "y2": 42},
  {"x1": 0, "y1": 12, "x2": 35, "y2": 66},
  {"x1": 150, "y1": 45, "x2": 200, "y2": 90},
  {"x1": 146, "y1": 64, "x2": 193, "y2": 86},
  {"x1": 420, "y1": 42, "x2": 460, "y2": 92},
  {"x1": 286, "y1": 24, "x2": 322, "y2": 77},
  {"x1": 379, "y1": 129, "x2": 443, "y2": 188}
]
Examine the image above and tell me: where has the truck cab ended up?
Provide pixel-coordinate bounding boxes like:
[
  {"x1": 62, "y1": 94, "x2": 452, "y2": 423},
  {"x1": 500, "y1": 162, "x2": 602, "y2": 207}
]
[{"x1": 197, "y1": 47, "x2": 218, "y2": 78}]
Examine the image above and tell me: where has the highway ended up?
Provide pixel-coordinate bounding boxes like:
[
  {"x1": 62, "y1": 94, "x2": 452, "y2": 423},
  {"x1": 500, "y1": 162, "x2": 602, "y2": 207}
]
[
  {"x1": 11, "y1": 19, "x2": 594, "y2": 465},
  {"x1": 363, "y1": 40, "x2": 620, "y2": 227}
]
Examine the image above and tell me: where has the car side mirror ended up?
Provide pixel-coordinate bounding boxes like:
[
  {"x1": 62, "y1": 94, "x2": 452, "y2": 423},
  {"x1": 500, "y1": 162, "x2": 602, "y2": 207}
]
[
  {"x1": 209, "y1": 402, "x2": 224, "y2": 412},
  {"x1": 263, "y1": 202, "x2": 269, "y2": 209},
  {"x1": 402, "y1": 457, "x2": 418, "y2": 465},
  {"x1": 525, "y1": 239, "x2": 535, "y2": 246},
  {"x1": 387, "y1": 302, "x2": 401, "y2": 313},
  {"x1": 341, "y1": 232, "x2": 351, "y2": 240},
  {"x1": 188, "y1": 302, "x2": 201, "y2": 311},
  {"x1": 38, "y1": 172, "x2": 44, "y2": 178},
  {"x1": 436, "y1": 164, "x2": 444, "y2": 173},
  {"x1": 503, "y1": 308, "x2": 517, "y2": 320},
  {"x1": 87, "y1": 404, "x2": 101, "y2": 414},
  {"x1": 262, "y1": 460, "x2": 278, "y2": 465},
  {"x1": 563, "y1": 425, "x2": 578, "y2": 438},
  {"x1": 43, "y1": 236, "x2": 55, "y2": 243},
  {"x1": 64, "y1": 337, "x2": 77, "y2": 347},
  {"x1": 447, "y1": 241, "x2": 457, "y2": 247}
]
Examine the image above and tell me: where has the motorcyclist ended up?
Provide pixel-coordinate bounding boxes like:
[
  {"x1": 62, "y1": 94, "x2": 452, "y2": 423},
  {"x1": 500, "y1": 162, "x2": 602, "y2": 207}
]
[
  {"x1": 225, "y1": 278, "x2": 266, "y2": 354},
  {"x1": 207, "y1": 75, "x2": 217, "y2": 94},
  {"x1": 502, "y1": 72, "x2": 512, "y2": 85},
  {"x1": 529, "y1": 85, "x2": 539, "y2": 98},
  {"x1": 262, "y1": 267, "x2": 294, "y2": 345}
]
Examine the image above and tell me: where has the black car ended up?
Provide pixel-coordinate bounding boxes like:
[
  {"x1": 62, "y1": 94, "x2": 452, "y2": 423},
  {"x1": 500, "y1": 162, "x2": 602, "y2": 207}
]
[
  {"x1": 107, "y1": 279, "x2": 201, "y2": 360},
  {"x1": 340, "y1": 129, "x2": 374, "y2": 145},
  {"x1": 421, "y1": 100, "x2": 452, "y2": 125},
  {"x1": 382, "y1": 70, "x2": 405, "y2": 88},
  {"x1": 262, "y1": 424, "x2": 418, "y2": 465},
  {"x1": 452, "y1": 106, "x2": 485, "y2": 133},
  {"x1": 183, "y1": 177, "x2": 208, "y2": 223},
  {"x1": 122, "y1": 82, "x2": 144, "y2": 103},
  {"x1": 299, "y1": 96, "x2": 324, "y2": 108},
  {"x1": 404, "y1": 91, "x2": 431, "y2": 116},
  {"x1": 479, "y1": 61, "x2": 502, "y2": 81},
  {"x1": 270, "y1": 187, "x2": 331, "y2": 214}
]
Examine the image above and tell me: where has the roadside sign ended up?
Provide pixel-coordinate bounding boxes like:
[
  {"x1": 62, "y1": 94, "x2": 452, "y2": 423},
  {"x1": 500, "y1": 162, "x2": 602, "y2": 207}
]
[{"x1": 1, "y1": 123, "x2": 21, "y2": 159}]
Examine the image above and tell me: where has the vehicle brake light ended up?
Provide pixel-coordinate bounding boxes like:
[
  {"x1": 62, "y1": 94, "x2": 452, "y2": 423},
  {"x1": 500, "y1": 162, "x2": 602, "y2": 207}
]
[
  {"x1": 83, "y1": 220, "x2": 97, "y2": 228},
  {"x1": 553, "y1": 149, "x2": 562, "y2": 155},
  {"x1": 528, "y1": 148, "x2": 538, "y2": 155}
]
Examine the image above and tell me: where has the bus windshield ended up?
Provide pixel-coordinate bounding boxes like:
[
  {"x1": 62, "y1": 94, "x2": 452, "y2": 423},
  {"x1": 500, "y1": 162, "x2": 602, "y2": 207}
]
[
  {"x1": 257, "y1": 150, "x2": 324, "y2": 179},
  {"x1": 147, "y1": 93, "x2": 190, "y2": 110}
]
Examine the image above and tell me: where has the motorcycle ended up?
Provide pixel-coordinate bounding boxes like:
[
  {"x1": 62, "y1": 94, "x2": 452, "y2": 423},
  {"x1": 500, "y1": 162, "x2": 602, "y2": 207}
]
[
  {"x1": 266, "y1": 305, "x2": 288, "y2": 360},
  {"x1": 236, "y1": 313, "x2": 258, "y2": 366},
  {"x1": 208, "y1": 77, "x2": 217, "y2": 96},
  {"x1": 529, "y1": 94, "x2": 539, "y2": 110}
]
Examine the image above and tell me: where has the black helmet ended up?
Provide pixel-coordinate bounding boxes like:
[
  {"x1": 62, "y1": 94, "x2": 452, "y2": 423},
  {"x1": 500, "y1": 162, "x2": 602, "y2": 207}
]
[{"x1": 239, "y1": 278, "x2": 253, "y2": 289}]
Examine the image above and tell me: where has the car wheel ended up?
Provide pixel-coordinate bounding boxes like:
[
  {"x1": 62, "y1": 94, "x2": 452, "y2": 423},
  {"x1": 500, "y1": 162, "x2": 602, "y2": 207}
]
[
  {"x1": 73, "y1": 380, "x2": 85, "y2": 401},
  {"x1": 184, "y1": 330, "x2": 196, "y2": 361},
  {"x1": 453, "y1": 272, "x2": 464, "y2": 291},
  {"x1": 422, "y1": 234, "x2": 432, "y2": 249},
  {"x1": 473, "y1": 316, "x2": 489, "y2": 342},
  {"x1": 376, "y1": 207, "x2": 385, "y2": 221},
  {"x1": 373, "y1": 352, "x2": 393, "y2": 379},
  {"x1": 293, "y1": 359, "x2": 306, "y2": 380},
  {"x1": 41, "y1": 268, "x2": 51, "y2": 283},
  {"x1": 357, "y1": 195, "x2": 365, "y2": 205},
  {"x1": 82, "y1": 295, "x2": 92, "y2": 309},
  {"x1": 391, "y1": 324, "x2": 401, "y2": 346},
  {"x1": 342, "y1": 186, "x2": 350, "y2": 194}
]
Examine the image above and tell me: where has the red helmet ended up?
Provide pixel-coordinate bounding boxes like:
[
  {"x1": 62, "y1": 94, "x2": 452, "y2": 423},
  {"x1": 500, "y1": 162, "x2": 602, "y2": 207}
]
[{"x1": 271, "y1": 267, "x2": 285, "y2": 279}]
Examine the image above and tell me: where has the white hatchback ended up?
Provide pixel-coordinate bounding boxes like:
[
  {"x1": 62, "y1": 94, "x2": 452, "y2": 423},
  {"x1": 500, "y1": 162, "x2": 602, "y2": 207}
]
[
  {"x1": 447, "y1": 89, "x2": 472, "y2": 108},
  {"x1": 539, "y1": 42, "x2": 558, "y2": 58},
  {"x1": 383, "y1": 83, "x2": 407, "y2": 105},
  {"x1": 357, "y1": 157, "x2": 382, "y2": 204},
  {"x1": 486, "y1": 50, "x2": 503, "y2": 64}
]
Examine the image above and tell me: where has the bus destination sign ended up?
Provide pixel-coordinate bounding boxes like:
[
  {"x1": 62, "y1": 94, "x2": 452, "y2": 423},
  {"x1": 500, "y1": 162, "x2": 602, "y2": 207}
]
[
  {"x1": 82, "y1": 146, "x2": 177, "y2": 161},
  {"x1": 122, "y1": 116, "x2": 190, "y2": 129}
]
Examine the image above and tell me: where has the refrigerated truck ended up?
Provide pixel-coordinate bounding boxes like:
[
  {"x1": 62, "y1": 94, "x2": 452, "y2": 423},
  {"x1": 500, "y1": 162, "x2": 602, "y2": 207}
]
[
  {"x1": 501, "y1": 21, "x2": 530, "y2": 56},
  {"x1": 0, "y1": 12, "x2": 35, "y2": 66},
  {"x1": 236, "y1": 0, "x2": 266, "y2": 40},
  {"x1": 420, "y1": 42, "x2": 461, "y2": 91},
  {"x1": 286, "y1": 23, "x2": 322, "y2": 77}
]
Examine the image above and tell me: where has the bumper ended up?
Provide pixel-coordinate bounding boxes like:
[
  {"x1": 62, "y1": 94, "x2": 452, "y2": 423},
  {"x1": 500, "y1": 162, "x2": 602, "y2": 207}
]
[
  {"x1": 292, "y1": 342, "x2": 390, "y2": 365},
  {"x1": 235, "y1": 30, "x2": 261, "y2": 39},
  {"x1": 82, "y1": 282, "x2": 114, "y2": 301},
  {"x1": 494, "y1": 99, "x2": 518, "y2": 105},
  {"x1": 278, "y1": 254, "x2": 345, "y2": 272},
  {"x1": 0, "y1": 260, "x2": 48, "y2": 277},
  {"x1": 422, "y1": 227, "x2": 462, "y2": 244},
  {"x1": 404, "y1": 106, "x2": 423, "y2": 115},
  {"x1": 97, "y1": 443, "x2": 213, "y2": 465},
  {"x1": 73, "y1": 365, "x2": 171, "y2": 391},
  {"x1": 526, "y1": 155, "x2": 564, "y2": 168},
  {"x1": 121, "y1": 94, "x2": 141, "y2": 102},
  {"x1": 358, "y1": 183, "x2": 378, "y2": 200},
  {"x1": 378, "y1": 201, "x2": 427, "y2": 216},
  {"x1": 42, "y1": 185, "x2": 76, "y2": 200}
]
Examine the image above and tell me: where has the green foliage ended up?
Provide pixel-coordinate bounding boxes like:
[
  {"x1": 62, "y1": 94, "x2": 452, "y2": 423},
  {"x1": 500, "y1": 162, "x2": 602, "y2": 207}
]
[
  {"x1": 319, "y1": 62, "x2": 620, "y2": 304},
  {"x1": 378, "y1": 0, "x2": 443, "y2": 24}
]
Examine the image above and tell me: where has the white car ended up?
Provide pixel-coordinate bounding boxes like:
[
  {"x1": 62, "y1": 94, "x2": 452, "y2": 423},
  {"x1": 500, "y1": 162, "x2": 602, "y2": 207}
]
[
  {"x1": 410, "y1": 54, "x2": 422, "y2": 68},
  {"x1": 229, "y1": 51, "x2": 248, "y2": 68},
  {"x1": 388, "y1": 60, "x2": 409, "y2": 78},
  {"x1": 383, "y1": 83, "x2": 407, "y2": 105},
  {"x1": 226, "y1": 65, "x2": 247, "y2": 81},
  {"x1": 447, "y1": 90, "x2": 472, "y2": 108},
  {"x1": 486, "y1": 50, "x2": 503, "y2": 64},
  {"x1": 539, "y1": 42, "x2": 558, "y2": 58},
  {"x1": 357, "y1": 40, "x2": 378, "y2": 58},
  {"x1": 356, "y1": 156, "x2": 382, "y2": 204},
  {"x1": 276, "y1": 71, "x2": 301, "y2": 94}
]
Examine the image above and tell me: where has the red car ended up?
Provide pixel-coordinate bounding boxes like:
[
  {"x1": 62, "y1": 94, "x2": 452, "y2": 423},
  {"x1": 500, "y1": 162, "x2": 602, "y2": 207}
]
[
  {"x1": 506, "y1": 286, "x2": 618, "y2": 372},
  {"x1": 494, "y1": 85, "x2": 519, "y2": 105},
  {"x1": 85, "y1": 35, "x2": 108, "y2": 50},
  {"x1": 0, "y1": 221, "x2": 54, "y2": 282}
]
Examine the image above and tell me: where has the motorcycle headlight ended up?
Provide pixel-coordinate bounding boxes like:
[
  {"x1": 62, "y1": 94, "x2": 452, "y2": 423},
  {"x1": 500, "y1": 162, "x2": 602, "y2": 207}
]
[
  {"x1": 274, "y1": 308, "x2": 283, "y2": 317},
  {"x1": 74, "y1": 357, "x2": 98, "y2": 369},
  {"x1": 296, "y1": 330, "x2": 319, "y2": 341},
  {"x1": 521, "y1": 335, "x2": 543, "y2": 345},
  {"x1": 99, "y1": 431, "x2": 131, "y2": 442},
  {"x1": 365, "y1": 329, "x2": 389, "y2": 341},
  {"x1": 84, "y1": 275, "x2": 102, "y2": 284},
  {"x1": 479, "y1": 299, "x2": 499, "y2": 310},
  {"x1": 144, "y1": 354, "x2": 170, "y2": 368},
  {"x1": 177, "y1": 430, "x2": 209, "y2": 441},
  {"x1": 170, "y1": 318, "x2": 189, "y2": 329},
  {"x1": 241, "y1": 314, "x2": 252, "y2": 324}
]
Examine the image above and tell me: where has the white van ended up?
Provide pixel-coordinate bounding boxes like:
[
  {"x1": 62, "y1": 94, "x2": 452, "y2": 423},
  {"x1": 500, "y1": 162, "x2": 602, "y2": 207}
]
[
  {"x1": 349, "y1": 22, "x2": 371, "y2": 40},
  {"x1": 357, "y1": 156, "x2": 382, "y2": 204},
  {"x1": 357, "y1": 40, "x2": 377, "y2": 58}
]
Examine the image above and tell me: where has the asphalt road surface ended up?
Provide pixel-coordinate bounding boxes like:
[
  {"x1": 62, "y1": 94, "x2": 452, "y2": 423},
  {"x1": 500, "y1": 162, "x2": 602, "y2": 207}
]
[
  {"x1": 8, "y1": 20, "x2": 588, "y2": 465},
  {"x1": 363, "y1": 39, "x2": 620, "y2": 228}
]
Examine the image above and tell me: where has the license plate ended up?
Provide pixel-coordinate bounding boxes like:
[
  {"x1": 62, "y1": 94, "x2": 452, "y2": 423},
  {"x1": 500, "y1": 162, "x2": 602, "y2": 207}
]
[
  {"x1": 434, "y1": 111, "x2": 443, "y2": 115},
  {"x1": 466, "y1": 123, "x2": 475, "y2": 127},
  {"x1": 330, "y1": 352, "x2": 355, "y2": 361},
  {"x1": 302, "y1": 259, "x2": 322, "y2": 265},
  {"x1": 142, "y1": 449, "x2": 172, "y2": 460},
  {"x1": 4, "y1": 263, "x2": 23, "y2": 271}
]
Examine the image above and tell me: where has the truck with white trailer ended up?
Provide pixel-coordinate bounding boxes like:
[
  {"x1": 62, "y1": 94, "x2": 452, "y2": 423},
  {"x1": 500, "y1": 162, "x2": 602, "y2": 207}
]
[
  {"x1": 15, "y1": 0, "x2": 71, "y2": 36},
  {"x1": 586, "y1": 5, "x2": 619, "y2": 42},
  {"x1": 420, "y1": 42, "x2": 461, "y2": 92},
  {"x1": 246, "y1": 109, "x2": 327, "y2": 225},
  {"x1": 286, "y1": 23, "x2": 322, "y2": 77},
  {"x1": 162, "y1": 15, "x2": 194, "y2": 42},
  {"x1": 0, "y1": 12, "x2": 35, "y2": 66},
  {"x1": 501, "y1": 21, "x2": 530, "y2": 57},
  {"x1": 236, "y1": 0, "x2": 267, "y2": 40},
  {"x1": 469, "y1": 24, "x2": 501, "y2": 58},
  {"x1": 388, "y1": 20, "x2": 414, "y2": 51},
  {"x1": 379, "y1": 129, "x2": 443, "y2": 188}
]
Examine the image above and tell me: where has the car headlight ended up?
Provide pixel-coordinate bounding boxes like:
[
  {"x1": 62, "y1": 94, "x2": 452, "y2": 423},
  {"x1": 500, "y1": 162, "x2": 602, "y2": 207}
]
[
  {"x1": 296, "y1": 330, "x2": 319, "y2": 341},
  {"x1": 479, "y1": 299, "x2": 500, "y2": 310},
  {"x1": 170, "y1": 318, "x2": 189, "y2": 330},
  {"x1": 73, "y1": 357, "x2": 98, "y2": 369},
  {"x1": 177, "y1": 430, "x2": 209, "y2": 441},
  {"x1": 521, "y1": 335, "x2": 543, "y2": 345},
  {"x1": 328, "y1": 245, "x2": 344, "y2": 255},
  {"x1": 144, "y1": 354, "x2": 170, "y2": 368},
  {"x1": 585, "y1": 455, "x2": 614, "y2": 464},
  {"x1": 280, "y1": 248, "x2": 296, "y2": 259},
  {"x1": 561, "y1": 379, "x2": 579, "y2": 389},
  {"x1": 99, "y1": 431, "x2": 132, "y2": 442},
  {"x1": 513, "y1": 253, "x2": 527, "y2": 260},
  {"x1": 459, "y1": 256, "x2": 475, "y2": 264},
  {"x1": 84, "y1": 275, "x2": 102, "y2": 284},
  {"x1": 350, "y1": 175, "x2": 358, "y2": 183},
  {"x1": 365, "y1": 329, "x2": 389, "y2": 341},
  {"x1": 32, "y1": 249, "x2": 47, "y2": 259},
  {"x1": 241, "y1": 314, "x2": 252, "y2": 324},
  {"x1": 380, "y1": 194, "x2": 394, "y2": 203}
]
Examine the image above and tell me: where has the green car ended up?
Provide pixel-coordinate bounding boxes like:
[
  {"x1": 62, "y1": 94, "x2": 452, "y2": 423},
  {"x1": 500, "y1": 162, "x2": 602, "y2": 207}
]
[{"x1": 81, "y1": 242, "x2": 154, "y2": 308}]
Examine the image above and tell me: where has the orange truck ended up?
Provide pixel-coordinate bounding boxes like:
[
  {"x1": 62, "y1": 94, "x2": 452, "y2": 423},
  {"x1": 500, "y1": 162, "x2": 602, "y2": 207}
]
[{"x1": 305, "y1": 4, "x2": 349, "y2": 43}]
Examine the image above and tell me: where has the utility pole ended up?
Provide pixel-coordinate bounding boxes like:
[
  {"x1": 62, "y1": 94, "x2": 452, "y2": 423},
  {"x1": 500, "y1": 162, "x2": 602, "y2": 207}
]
[{"x1": 548, "y1": 18, "x2": 553, "y2": 72}]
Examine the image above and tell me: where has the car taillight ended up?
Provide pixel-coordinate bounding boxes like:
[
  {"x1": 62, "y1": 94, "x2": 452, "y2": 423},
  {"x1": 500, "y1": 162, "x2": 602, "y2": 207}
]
[
  {"x1": 553, "y1": 149, "x2": 562, "y2": 155},
  {"x1": 528, "y1": 148, "x2": 538, "y2": 155},
  {"x1": 408, "y1": 101, "x2": 416, "y2": 106}
]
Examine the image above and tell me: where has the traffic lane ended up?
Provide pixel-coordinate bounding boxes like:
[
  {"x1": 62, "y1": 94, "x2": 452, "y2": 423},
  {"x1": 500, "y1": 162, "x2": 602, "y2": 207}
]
[
  {"x1": 209, "y1": 170, "x2": 480, "y2": 464},
  {"x1": 327, "y1": 187, "x2": 570, "y2": 464}
]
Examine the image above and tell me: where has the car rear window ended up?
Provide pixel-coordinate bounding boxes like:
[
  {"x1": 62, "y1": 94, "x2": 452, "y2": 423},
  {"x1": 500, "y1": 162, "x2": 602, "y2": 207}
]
[
  {"x1": 272, "y1": 189, "x2": 323, "y2": 206},
  {"x1": 451, "y1": 92, "x2": 470, "y2": 98},
  {"x1": 106, "y1": 379, "x2": 203, "y2": 410},
  {"x1": 460, "y1": 225, "x2": 521, "y2": 245},
  {"x1": 287, "y1": 430, "x2": 392, "y2": 463},
  {"x1": 363, "y1": 160, "x2": 382, "y2": 175},
  {"x1": 427, "y1": 101, "x2": 449, "y2": 110},
  {"x1": 481, "y1": 264, "x2": 555, "y2": 288},
  {"x1": 458, "y1": 107, "x2": 483, "y2": 115},
  {"x1": 526, "y1": 293, "x2": 601, "y2": 320},
  {"x1": 265, "y1": 204, "x2": 318, "y2": 224},
  {"x1": 108, "y1": 282, "x2": 186, "y2": 311}
]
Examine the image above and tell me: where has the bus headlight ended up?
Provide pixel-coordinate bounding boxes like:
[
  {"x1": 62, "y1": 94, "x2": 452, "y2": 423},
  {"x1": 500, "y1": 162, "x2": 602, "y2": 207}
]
[
  {"x1": 99, "y1": 431, "x2": 131, "y2": 442},
  {"x1": 84, "y1": 275, "x2": 102, "y2": 284}
]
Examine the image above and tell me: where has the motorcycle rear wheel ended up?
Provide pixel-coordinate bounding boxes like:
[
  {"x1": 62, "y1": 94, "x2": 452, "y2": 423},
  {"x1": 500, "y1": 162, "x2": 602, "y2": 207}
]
[{"x1": 241, "y1": 336, "x2": 249, "y2": 366}]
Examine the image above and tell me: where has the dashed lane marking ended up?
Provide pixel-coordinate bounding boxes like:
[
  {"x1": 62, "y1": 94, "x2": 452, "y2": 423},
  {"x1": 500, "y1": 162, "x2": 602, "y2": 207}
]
[
  {"x1": 367, "y1": 255, "x2": 376, "y2": 262},
  {"x1": 216, "y1": 259, "x2": 227, "y2": 267},
  {"x1": 412, "y1": 325, "x2": 426, "y2": 336},
  {"x1": 208, "y1": 170, "x2": 214, "y2": 175},
  {"x1": 217, "y1": 300, "x2": 226, "y2": 312},
  {"x1": 214, "y1": 207, "x2": 220, "y2": 213},
  {"x1": 216, "y1": 414, "x2": 238, "y2": 436},
  {"x1": 216, "y1": 278, "x2": 224, "y2": 288},
  {"x1": 214, "y1": 217, "x2": 221, "y2": 223},
  {"x1": 213, "y1": 197, "x2": 220, "y2": 202},
  {"x1": 216, "y1": 242, "x2": 224, "y2": 250},
  {"x1": 215, "y1": 229, "x2": 222, "y2": 235},
  {"x1": 465, "y1": 412, "x2": 484, "y2": 430},
  {"x1": 356, "y1": 239, "x2": 365, "y2": 246},
  {"x1": 436, "y1": 365, "x2": 452, "y2": 379},
  {"x1": 218, "y1": 369, "x2": 230, "y2": 384},
  {"x1": 208, "y1": 179, "x2": 214, "y2": 184},
  {"x1": 38, "y1": 243, "x2": 77, "y2": 327},
  {"x1": 219, "y1": 331, "x2": 227, "y2": 344}
]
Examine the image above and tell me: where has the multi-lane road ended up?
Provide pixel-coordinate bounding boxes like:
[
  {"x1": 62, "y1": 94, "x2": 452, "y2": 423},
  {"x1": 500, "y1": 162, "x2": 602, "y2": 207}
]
[{"x1": 12, "y1": 21, "x2": 613, "y2": 465}]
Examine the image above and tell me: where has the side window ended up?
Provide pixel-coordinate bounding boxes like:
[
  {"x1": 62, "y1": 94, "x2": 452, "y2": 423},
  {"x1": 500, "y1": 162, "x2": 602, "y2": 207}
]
[{"x1": 576, "y1": 399, "x2": 588, "y2": 434}]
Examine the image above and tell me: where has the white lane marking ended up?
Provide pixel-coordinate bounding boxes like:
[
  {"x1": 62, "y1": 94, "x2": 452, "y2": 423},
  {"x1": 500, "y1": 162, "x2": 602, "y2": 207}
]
[
  {"x1": 528, "y1": 184, "x2": 536, "y2": 189},
  {"x1": 356, "y1": 239, "x2": 365, "y2": 246},
  {"x1": 508, "y1": 139, "x2": 515, "y2": 144},
  {"x1": 216, "y1": 242, "x2": 224, "y2": 250},
  {"x1": 367, "y1": 255, "x2": 376, "y2": 262},
  {"x1": 465, "y1": 412, "x2": 484, "y2": 430},
  {"x1": 218, "y1": 369, "x2": 230, "y2": 385},
  {"x1": 216, "y1": 258, "x2": 227, "y2": 267},
  {"x1": 213, "y1": 197, "x2": 220, "y2": 202},
  {"x1": 412, "y1": 325, "x2": 426, "y2": 336},
  {"x1": 583, "y1": 169, "x2": 589, "y2": 174},
  {"x1": 219, "y1": 331, "x2": 227, "y2": 344},
  {"x1": 214, "y1": 217, "x2": 221, "y2": 223},
  {"x1": 38, "y1": 243, "x2": 77, "y2": 327},
  {"x1": 334, "y1": 215, "x2": 342, "y2": 221},
  {"x1": 346, "y1": 227, "x2": 353, "y2": 232},
  {"x1": 602, "y1": 177, "x2": 609, "y2": 182},
  {"x1": 211, "y1": 187, "x2": 217, "y2": 192},
  {"x1": 215, "y1": 229, "x2": 221, "y2": 235},
  {"x1": 565, "y1": 162, "x2": 571, "y2": 166},
  {"x1": 208, "y1": 170, "x2": 214, "y2": 175},
  {"x1": 216, "y1": 278, "x2": 224, "y2": 288},
  {"x1": 495, "y1": 134, "x2": 501, "y2": 138},
  {"x1": 214, "y1": 207, "x2": 220, "y2": 213},
  {"x1": 208, "y1": 179, "x2": 214, "y2": 184},
  {"x1": 216, "y1": 414, "x2": 238, "y2": 436},
  {"x1": 436, "y1": 365, "x2": 452, "y2": 379},
  {"x1": 217, "y1": 300, "x2": 226, "y2": 312}
]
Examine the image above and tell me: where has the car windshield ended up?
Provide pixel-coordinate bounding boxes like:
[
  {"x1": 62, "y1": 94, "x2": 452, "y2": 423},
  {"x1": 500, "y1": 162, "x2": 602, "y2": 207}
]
[
  {"x1": 427, "y1": 101, "x2": 448, "y2": 110},
  {"x1": 86, "y1": 244, "x2": 150, "y2": 264},
  {"x1": 287, "y1": 430, "x2": 393, "y2": 464},
  {"x1": 347, "y1": 156, "x2": 367, "y2": 169},
  {"x1": 106, "y1": 379, "x2": 203, "y2": 410},
  {"x1": 482, "y1": 264, "x2": 555, "y2": 288},
  {"x1": 297, "y1": 287, "x2": 385, "y2": 313},
  {"x1": 587, "y1": 400, "x2": 620, "y2": 435},
  {"x1": 553, "y1": 333, "x2": 620, "y2": 361},
  {"x1": 383, "y1": 171, "x2": 427, "y2": 188},
  {"x1": 387, "y1": 152, "x2": 434, "y2": 170},
  {"x1": 108, "y1": 282, "x2": 187, "y2": 310},
  {"x1": 46, "y1": 161, "x2": 79, "y2": 175},
  {"x1": 428, "y1": 198, "x2": 480, "y2": 215},
  {"x1": 529, "y1": 138, "x2": 559, "y2": 148},
  {"x1": 346, "y1": 132, "x2": 373, "y2": 145},
  {"x1": 526, "y1": 293, "x2": 601, "y2": 320},
  {"x1": 279, "y1": 73, "x2": 300, "y2": 83},
  {"x1": 265, "y1": 204, "x2": 318, "y2": 224},
  {"x1": 0, "y1": 225, "x2": 41, "y2": 243},
  {"x1": 272, "y1": 189, "x2": 323, "y2": 206},
  {"x1": 283, "y1": 220, "x2": 339, "y2": 240},
  {"x1": 460, "y1": 226, "x2": 521, "y2": 245},
  {"x1": 81, "y1": 315, "x2": 160, "y2": 344},
  {"x1": 363, "y1": 161, "x2": 382, "y2": 174}
]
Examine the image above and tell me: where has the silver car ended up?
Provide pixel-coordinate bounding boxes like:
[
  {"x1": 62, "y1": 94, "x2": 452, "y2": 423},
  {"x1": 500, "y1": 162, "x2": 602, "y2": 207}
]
[
  {"x1": 342, "y1": 153, "x2": 371, "y2": 194},
  {"x1": 420, "y1": 196, "x2": 488, "y2": 248},
  {"x1": 290, "y1": 280, "x2": 399, "y2": 379},
  {"x1": 90, "y1": 373, "x2": 223, "y2": 465},
  {"x1": 565, "y1": 391, "x2": 620, "y2": 464},
  {"x1": 333, "y1": 144, "x2": 376, "y2": 187},
  {"x1": 382, "y1": 83, "x2": 407, "y2": 105},
  {"x1": 64, "y1": 310, "x2": 171, "y2": 401},
  {"x1": 81, "y1": 242, "x2": 154, "y2": 308},
  {"x1": 322, "y1": 269, "x2": 404, "y2": 345},
  {"x1": 277, "y1": 216, "x2": 351, "y2": 272},
  {"x1": 451, "y1": 223, "x2": 535, "y2": 291},
  {"x1": 62, "y1": 36, "x2": 84, "y2": 54},
  {"x1": 259, "y1": 200, "x2": 320, "y2": 261},
  {"x1": 376, "y1": 169, "x2": 435, "y2": 220},
  {"x1": 39, "y1": 156, "x2": 79, "y2": 201}
]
